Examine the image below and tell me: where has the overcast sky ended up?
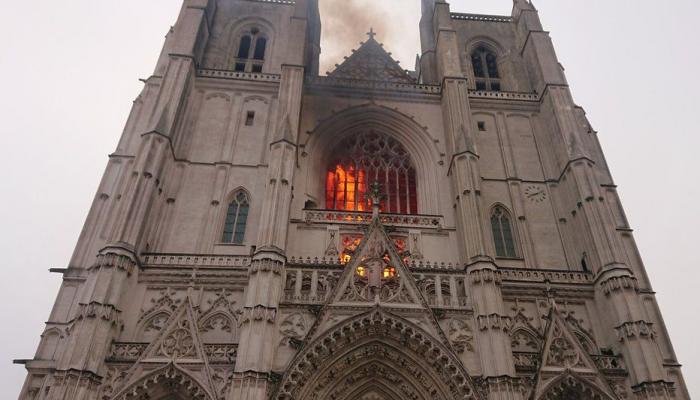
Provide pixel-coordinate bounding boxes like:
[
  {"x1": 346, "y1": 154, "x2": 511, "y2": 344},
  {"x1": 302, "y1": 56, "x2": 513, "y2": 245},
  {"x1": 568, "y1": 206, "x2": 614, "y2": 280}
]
[{"x1": 0, "y1": 0, "x2": 698, "y2": 398}]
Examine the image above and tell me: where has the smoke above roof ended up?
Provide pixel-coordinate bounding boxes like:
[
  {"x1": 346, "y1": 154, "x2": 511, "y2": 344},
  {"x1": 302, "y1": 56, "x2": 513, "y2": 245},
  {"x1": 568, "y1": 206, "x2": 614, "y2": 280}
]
[{"x1": 318, "y1": 0, "x2": 421, "y2": 75}]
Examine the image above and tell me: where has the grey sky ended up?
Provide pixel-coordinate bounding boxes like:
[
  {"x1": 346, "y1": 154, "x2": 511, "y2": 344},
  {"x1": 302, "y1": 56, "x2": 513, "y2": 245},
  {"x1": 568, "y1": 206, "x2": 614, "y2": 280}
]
[{"x1": 0, "y1": 0, "x2": 698, "y2": 397}]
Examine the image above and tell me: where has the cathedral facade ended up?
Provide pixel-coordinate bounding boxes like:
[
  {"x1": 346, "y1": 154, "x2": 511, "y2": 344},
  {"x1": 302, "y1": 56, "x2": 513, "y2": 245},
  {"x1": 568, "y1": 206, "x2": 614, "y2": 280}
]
[{"x1": 18, "y1": 0, "x2": 690, "y2": 399}]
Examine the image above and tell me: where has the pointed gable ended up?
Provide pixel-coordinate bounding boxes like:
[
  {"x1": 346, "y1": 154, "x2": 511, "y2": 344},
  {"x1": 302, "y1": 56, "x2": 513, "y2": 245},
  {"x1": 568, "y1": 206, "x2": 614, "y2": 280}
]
[
  {"x1": 330, "y1": 215, "x2": 427, "y2": 307},
  {"x1": 112, "y1": 297, "x2": 218, "y2": 400},
  {"x1": 532, "y1": 306, "x2": 619, "y2": 400},
  {"x1": 328, "y1": 29, "x2": 416, "y2": 83}
]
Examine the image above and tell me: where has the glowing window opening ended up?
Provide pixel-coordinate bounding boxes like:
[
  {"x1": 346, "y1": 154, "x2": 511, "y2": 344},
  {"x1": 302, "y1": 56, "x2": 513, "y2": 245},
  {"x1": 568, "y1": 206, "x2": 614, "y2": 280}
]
[{"x1": 325, "y1": 131, "x2": 418, "y2": 214}]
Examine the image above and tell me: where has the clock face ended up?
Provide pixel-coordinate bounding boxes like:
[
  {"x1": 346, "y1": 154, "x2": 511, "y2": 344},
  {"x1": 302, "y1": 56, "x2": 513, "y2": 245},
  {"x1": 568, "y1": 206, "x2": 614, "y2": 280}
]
[{"x1": 525, "y1": 185, "x2": 547, "y2": 203}]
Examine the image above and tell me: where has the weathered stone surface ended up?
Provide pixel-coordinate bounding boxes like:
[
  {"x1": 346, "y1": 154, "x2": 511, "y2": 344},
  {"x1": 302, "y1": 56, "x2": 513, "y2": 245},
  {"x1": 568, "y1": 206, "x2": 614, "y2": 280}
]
[{"x1": 17, "y1": 1, "x2": 689, "y2": 400}]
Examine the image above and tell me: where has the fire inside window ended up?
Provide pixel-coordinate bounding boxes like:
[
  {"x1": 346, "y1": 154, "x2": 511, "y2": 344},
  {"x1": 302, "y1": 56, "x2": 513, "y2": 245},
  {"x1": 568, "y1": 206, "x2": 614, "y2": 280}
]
[{"x1": 325, "y1": 131, "x2": 417, "y2": 214}]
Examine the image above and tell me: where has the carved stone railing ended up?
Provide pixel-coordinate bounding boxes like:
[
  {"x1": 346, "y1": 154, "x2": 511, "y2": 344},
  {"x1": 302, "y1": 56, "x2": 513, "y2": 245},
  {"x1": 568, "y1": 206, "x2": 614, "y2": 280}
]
[
  {"x1": 451, "y1": 13, "x2": 514, "y2": 23},
  {"x1": 246, "y1": 0, "x2": 294, "y2": 4},
  {"x1": 307, "y1": 76, "x2": 442, "y2": 95},
  {"x1": 287, "y1": 256, "x2": 344, "y2": 267},
  {"x1": 469, "y1": 90, "x2": 539, "y2": 101},
  {"x1": 108, "y1": 342, "x2": 147, "y2": 362},
  {"x1": 593, "y1": 354, "x2": 627, "y2": 375},
  {"x1": 513, "y1": 351, "x2": 540, "y2": 372},
  {"x1": 408, "y1": 260, "x2": 461, "y2": 271},
  {"x1": 512, "y1": 352, "x2": 626, "y2": 375},
  {"x1": 303, "y1": 209, "x2": 444, "y2": 230},
  {"x1": 425, "y1": 295, "x2": 470, "y2": 308},
  {"x1": 282, "y1": 290, "x2": 329, "y2": 304},
  {"x1": 286, "y1": 257, "x2": 460, "y2": 270},
  {"x1": 204, "y1": 344, "x2": 239, "y2": 364},
  {"x1": 197, "y1": 68, "x2": 281, "y2": 83},
  {"x1": 107, "y1": 342, "x2": 238, "y2": 364},
  {"x1": 500, "y1": 268, "x2": 593, "y2": 285},
  {"x1": 142, "y1": 254, "x2": 251, "y2": 269}
]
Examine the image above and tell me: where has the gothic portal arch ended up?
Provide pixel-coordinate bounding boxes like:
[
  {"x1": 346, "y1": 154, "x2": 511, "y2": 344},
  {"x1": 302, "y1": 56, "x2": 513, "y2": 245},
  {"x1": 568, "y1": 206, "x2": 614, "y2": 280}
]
[
  {"x1": 110, "y1": 364, "x2": 215, "y2": 400},
  {"x1": 274, "y1": 308, "x2": 481, "y2": 400},
  {"x1": 538, "y1": 373, "x2": 616, "y2": 400},
  {"x1": 303, "y1": 104, "x2": 444, "y2": 215}
]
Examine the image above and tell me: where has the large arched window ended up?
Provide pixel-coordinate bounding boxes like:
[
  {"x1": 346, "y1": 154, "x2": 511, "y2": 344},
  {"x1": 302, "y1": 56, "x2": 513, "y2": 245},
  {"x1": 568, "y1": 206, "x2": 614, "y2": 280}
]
[
  {"x1": 222, "y1": 191, "x2": 250, "y2": 244},
  {"x1": 471, "y1": 46, "x2": 501, "y2": 91},
  {"x1": 490, "y1": 205, "x2": 517, "y2": 258},
  {"x1": 234, "y1": 27, "x2": 267, "y2": 73},
  {"x1": 325, "y1": 131, "x2": 417, "y2": 214}
]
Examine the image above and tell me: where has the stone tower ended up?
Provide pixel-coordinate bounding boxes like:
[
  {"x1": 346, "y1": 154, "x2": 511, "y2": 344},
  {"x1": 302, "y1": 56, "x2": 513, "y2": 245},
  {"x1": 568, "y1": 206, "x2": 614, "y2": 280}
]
[{"x1": 17, "y1": 0, "x2": 689, "y2": 399}]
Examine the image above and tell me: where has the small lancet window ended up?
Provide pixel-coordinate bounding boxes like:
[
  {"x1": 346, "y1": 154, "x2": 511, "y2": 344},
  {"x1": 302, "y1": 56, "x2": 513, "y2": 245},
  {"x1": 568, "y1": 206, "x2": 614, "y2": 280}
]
[
  {"x1": 234, "y1": 27, "x2": 267, "y2": 73},
  {"x1": 491, "y1": 206, "x2": 517, "y2": 258},
  {"x1": 222, "y1": 191, "x2": 250, "y2": 244},
  {"x1": 471, "y1": 46, "x2": 501, "y2": 92}
]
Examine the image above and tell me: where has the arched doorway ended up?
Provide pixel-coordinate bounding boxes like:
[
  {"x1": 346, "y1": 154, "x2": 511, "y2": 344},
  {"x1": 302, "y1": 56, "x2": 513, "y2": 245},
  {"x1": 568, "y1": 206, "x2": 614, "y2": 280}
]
[
  {"x1": 110, "y1": 364, "x2": 214, "y2": 400},
  {"x1": 539, "y1": 374, "x2": 616, "y2": 400},
  {"x1": 273, "y1": 309, "x2": 480, "y2": 400}
]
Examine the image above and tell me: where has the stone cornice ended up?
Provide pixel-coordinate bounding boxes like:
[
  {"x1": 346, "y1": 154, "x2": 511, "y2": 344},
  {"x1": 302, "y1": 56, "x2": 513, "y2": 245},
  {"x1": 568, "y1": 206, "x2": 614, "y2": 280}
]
[
  {"x1": 197, "y1": 68, "x2": 282, "y2": 83},
  {"x1": 142, "y1": 253, "x2": 251, "y2": 269},
  {"x1": 305, "y1": 76, "x2": 442, "y2": 98},
  {"x1": 451, "y1": 13, "x2": 514, "y2": 23},
  {"x1": 243, "y1": 0, "x2": 295, "y2": 5}
]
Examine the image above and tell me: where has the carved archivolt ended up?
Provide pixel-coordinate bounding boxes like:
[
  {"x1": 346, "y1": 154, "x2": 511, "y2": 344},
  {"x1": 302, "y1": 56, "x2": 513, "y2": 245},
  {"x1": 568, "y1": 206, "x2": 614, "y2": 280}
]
[
  {"x1": 539, "y1": 374, "x2": 615, "y2": 400},
  {"x1": 274, "y1": 309, "x2": 481, "y2": 400},
  {"x1": 109, "y1": 364, "x2": 214, "y2": 400}
]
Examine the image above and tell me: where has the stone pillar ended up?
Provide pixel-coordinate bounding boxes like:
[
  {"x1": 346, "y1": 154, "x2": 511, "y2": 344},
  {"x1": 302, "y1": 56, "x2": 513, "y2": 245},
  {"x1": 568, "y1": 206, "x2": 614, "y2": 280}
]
[
  {"x1": 518, "y1": 6, "x2": 678, "y2": 392},
  {"x1": 45, "y1": 251, "x2": 137, "y2": 399},
  {"x1": 37, "y1": 3, "x2": 213, "y2": 399},
  {"x1": 425, "y1": 1, "x2": 524, "y2": 397},
  {"x1": 229, "y1": 64, "x2": 304, "y2": 400}
]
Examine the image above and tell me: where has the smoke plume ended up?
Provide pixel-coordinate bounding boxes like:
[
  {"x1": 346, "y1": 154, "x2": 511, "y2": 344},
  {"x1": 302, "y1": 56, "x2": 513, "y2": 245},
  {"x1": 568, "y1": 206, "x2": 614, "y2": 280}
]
[{"x1": 318, "y1": 0, "x2": 421, "y2": 75}]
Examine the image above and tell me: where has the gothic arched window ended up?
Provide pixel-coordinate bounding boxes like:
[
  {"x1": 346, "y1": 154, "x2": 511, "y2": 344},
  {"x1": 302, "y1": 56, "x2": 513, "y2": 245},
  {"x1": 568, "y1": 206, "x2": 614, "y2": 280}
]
[
  {"x1": 325, "y1": 131, "x2": 418, "y2": 214},
  {"x1": 222, "y1": 191, "x2": 250, "y2": 244},
  {"x1": 234, "y1": 28, "x2": 267, "y2": 73},
  {"x1": 490, "y1": 205, "x2": 517, "y2": 258},
  {"x1": 471, "y1": 46, "x2": 501, "y2": 91}
]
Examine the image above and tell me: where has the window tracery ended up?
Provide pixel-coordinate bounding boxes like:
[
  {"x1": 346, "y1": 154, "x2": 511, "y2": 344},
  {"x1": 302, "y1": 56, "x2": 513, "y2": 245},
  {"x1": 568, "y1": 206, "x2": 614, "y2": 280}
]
[
  {"x1": 471, "y1": 46, "x2": 501, "y2": 91},
  {"x1": 222, "y1": 191, "x2": 250, "y2": 244},
  {"x1": 490, "y1": 205, "x2": 517, "y2": 258},
  {"x1": 234, "y1": 27, "x2": 267, "y2": 73},
  {"x1": 325, "y1": 131, "x2": 418, "y2": 214}
]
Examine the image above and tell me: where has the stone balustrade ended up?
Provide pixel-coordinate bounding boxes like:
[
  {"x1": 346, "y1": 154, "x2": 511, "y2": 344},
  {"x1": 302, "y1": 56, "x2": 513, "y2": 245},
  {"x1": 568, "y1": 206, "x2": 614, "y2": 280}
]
[
  {"x1": 451, "y1": 13, "x2": 514, "y2": 23},
  {"x1": 303, "y1": 209, "x2": 444, "y2": 229},
  {"x1": 107, "y1": 342, "x2": 238, "y2": 365},
  {"x1": 197, "y1": 68, "x2": 281, "y2": 83}
]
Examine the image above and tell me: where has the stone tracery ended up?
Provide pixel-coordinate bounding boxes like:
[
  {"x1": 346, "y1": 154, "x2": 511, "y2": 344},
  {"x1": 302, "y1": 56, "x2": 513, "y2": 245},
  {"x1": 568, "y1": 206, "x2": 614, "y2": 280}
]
[
  {"x1": 109, "y1": 364, "x2": 214, "y2": 400},
  {"x1": 274, "y1": 309, "x2": 481, "y2": 400},
  {"x1": 539, "y1": 374, "x2": 615, "y2": 400}
]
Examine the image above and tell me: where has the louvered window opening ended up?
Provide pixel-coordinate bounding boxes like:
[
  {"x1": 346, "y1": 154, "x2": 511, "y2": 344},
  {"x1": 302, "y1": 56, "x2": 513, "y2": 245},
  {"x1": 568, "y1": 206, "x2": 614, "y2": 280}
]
[
  {"x1": 326, "y1": 131, "x2": 418, "y2": 214},
  {"x1": 234, "y1": 28, "x2": 267, "y2": 73},
  {"x1": 471, "y1": 46, "x2": 501, "y2": 91}
]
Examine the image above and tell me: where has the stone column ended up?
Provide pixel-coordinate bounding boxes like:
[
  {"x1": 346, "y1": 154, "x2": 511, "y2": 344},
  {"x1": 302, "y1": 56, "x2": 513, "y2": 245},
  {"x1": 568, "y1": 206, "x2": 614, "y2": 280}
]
[
  {"x1": 229, "y1": 64, "x2": 303, "y2": 400},
  {"x1": 40, "y1": 2, "x2": 213, "y2": 398},
  {"x1": 45, "y1": 251, "x2": 137, "y2": 399},
  {"x1": 426, "y1": 1, "x2": 523, "y2": 397}
]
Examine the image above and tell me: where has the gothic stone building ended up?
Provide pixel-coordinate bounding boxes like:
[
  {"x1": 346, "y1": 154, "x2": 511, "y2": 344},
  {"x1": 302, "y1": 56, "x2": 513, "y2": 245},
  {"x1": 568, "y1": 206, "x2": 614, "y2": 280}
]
[{"x1": 18, "y1": 0, "x2": 690, "y2": 399}]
